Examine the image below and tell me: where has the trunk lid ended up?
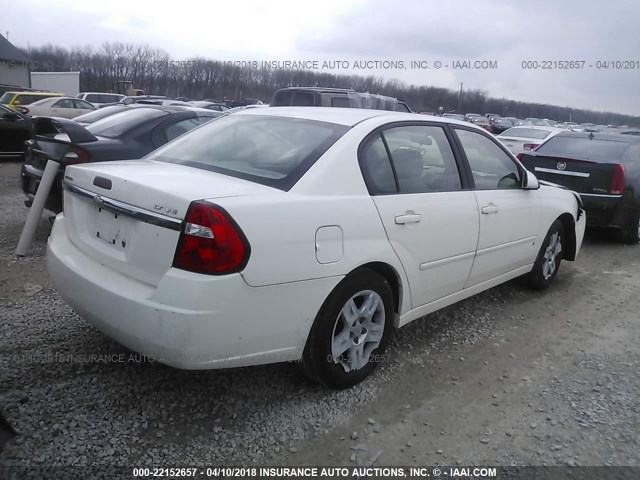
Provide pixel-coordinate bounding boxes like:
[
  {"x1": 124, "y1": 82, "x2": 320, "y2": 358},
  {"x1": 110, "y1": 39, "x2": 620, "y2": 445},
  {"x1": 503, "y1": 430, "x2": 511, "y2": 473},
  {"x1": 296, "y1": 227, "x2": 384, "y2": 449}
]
[
  {"x1": 62, "y1": 160, "x2": 278, "y2": 285},
  {"x1": 520, "y1": 153, "x2": 619, "y2": 194}
]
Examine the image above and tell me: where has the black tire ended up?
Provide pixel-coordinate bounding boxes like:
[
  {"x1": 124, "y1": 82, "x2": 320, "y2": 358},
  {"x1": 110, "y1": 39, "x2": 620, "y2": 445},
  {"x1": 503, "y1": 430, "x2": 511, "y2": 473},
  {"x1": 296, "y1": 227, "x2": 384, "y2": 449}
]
[
  {"x1": 620, "y1": 209, "x2": 640, "y2": 244},
  {"x1": 524, "y1": 220, "x2": 564, "y2": 290},
  {"x1": 301, "y1": 269, "x2": 395, "y2": 389}
]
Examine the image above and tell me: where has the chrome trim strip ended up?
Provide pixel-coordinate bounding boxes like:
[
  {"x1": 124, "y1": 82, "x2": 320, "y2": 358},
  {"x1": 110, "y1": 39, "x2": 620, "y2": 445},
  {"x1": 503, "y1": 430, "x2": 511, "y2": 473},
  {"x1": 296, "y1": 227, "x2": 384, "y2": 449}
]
[
  {"x1": 419, "y1": 251, "x2": 475, "y2": 271},
  {"x1": 579, "y1": 193, "x2": 622, "y2": 198},
  {"x1": 63, "y1": 181, "x2": 182, "y2": 231},
  {"x1": 476, "y1": 236, "x2": 537, "y2": 257},
  {"x1": 534, "y1": 167, "x2": 590, "y2": 178}
]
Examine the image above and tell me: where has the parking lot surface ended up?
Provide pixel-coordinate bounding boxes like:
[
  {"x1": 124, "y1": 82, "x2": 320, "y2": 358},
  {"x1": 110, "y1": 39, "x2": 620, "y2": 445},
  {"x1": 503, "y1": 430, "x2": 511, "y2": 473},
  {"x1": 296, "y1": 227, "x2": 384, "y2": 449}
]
[{"x1": 1, "y1": 160, "x2": 638, "y2": 468}]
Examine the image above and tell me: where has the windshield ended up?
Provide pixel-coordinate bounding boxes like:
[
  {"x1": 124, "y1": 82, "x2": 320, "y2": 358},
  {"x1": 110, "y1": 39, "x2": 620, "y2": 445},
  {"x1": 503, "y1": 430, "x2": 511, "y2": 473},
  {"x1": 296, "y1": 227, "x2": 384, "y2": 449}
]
[
  {"x1": 499, "y1": 128, "x2": 553, "y2": 140},
  {"x1": 148, "y1": 114, "x2": 349, "y2": 190},
  {"x1": 536, "y1": 136, "x2": 631, "y2": 162},
  {"x1": 86, "y1": 108, "x2": 167, "y2": 138}
]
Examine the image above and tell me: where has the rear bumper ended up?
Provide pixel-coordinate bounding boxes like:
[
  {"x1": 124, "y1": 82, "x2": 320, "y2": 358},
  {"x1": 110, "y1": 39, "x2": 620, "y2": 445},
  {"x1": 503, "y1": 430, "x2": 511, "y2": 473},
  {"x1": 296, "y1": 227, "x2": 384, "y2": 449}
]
[
  {"x1": 580, "y1": 194, "x2": 633, "y2": 229},
  {"x1": 47, "y1": 215, "x2": 341, "y2": 369}
]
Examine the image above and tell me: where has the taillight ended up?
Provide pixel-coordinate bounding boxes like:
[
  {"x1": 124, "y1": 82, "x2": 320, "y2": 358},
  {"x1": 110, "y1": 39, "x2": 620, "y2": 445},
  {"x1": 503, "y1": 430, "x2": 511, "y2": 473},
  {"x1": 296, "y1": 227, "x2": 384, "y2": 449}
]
[
  {"x1": 173, "y1": 201, "x2": 250, "y2": 274},
  {"x1": 516, "y1": 153, "x2": 523, "y2": 160},
  {"x1": 19, "y1": 107, "x2": 29, "y2": 114},
  {"x1": 63, "y1": 148, "x2": 90, "y2": 164},
  {"x1": 523, "y1": 143, "x2": 539, "y2": 151},
  {"x1": 609, "y1": 163, "x2": 625, "y2": 195}
]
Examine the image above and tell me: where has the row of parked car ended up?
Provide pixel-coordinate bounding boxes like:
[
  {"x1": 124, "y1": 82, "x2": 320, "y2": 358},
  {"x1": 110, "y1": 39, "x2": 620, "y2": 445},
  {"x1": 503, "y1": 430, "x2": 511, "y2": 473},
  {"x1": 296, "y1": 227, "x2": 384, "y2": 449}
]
[{"x1": 2, "y1": 85, "x2": 640, "y2": 388}]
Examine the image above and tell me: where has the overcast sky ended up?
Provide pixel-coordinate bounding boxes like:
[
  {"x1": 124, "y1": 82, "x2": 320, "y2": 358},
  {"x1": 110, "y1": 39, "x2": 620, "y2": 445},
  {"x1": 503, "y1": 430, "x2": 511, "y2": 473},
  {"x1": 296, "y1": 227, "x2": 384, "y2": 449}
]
[{"x1": 3, "y1": 0, "x2": 639, "y2": 115}]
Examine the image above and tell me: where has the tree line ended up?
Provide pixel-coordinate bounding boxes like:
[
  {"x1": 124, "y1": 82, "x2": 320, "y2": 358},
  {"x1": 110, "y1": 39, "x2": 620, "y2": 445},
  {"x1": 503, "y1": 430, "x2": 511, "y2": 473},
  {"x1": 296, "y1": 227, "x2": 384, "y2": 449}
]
[{"x1": 20, "y1": 42, "x2": 640, "y2": 126}]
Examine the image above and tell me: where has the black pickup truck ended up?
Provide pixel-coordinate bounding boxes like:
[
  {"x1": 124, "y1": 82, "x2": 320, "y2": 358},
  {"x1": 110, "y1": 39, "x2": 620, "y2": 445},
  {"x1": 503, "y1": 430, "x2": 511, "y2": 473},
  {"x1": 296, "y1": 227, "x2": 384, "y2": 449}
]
[{"x1": 519, "y1": 131, "x2": 640, "y2": 243}]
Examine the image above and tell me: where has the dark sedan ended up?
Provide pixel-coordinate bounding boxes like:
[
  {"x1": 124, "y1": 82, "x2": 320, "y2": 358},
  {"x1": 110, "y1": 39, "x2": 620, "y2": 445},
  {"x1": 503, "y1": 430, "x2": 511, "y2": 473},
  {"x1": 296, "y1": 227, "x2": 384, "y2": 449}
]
[
  {"x1": 21, "y1": 106, "x2": 222, "y2": 213},
  {"x1": 489, "y1": 116, "x2": 514, "y2": 134},
  {"x1": 0, "y1": 104, "x2": 32, "y2": 160},
  {"x1": 520, "y1": 132, "x2": 640, "y2": 243}
]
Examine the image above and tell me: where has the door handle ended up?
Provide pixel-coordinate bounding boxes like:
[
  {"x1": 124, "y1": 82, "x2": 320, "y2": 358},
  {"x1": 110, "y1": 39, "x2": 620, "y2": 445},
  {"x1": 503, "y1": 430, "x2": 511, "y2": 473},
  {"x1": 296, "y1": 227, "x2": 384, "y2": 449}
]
[
  {"x1": 395, "y1": 214, "x2": 421, "y2": 224},
  {"x1": 481, "y1": 203, "x2": 499, "y2": 215}
]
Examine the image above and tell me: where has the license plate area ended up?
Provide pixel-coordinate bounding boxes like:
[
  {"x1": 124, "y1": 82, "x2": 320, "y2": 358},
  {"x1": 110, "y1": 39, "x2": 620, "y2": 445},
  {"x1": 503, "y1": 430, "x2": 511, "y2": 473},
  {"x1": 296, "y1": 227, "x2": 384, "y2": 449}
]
[{"x1": 95, "y1": 207, "x2": 127, "y2": 248}]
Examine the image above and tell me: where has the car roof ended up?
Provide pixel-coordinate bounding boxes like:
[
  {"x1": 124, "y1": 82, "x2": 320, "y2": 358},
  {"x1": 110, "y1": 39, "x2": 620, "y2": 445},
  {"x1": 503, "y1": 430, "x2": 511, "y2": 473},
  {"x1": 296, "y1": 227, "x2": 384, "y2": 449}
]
[
  {"x1": 6, "y1": 91, "x2": 63, "y2": 96},
  {"x1": 236, "y1": 106, "x2": 474, "y2": 127},
  {"x1": 80, "y1": 92, "x2": 124, "y2": 96}
]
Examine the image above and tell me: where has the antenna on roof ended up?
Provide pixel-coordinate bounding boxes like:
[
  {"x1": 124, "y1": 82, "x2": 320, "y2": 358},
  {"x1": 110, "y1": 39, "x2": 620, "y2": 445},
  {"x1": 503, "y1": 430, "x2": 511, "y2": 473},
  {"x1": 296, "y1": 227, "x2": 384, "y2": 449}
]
[{"x1": 588, "y1": 131, "x2": 594, "y2": 140}]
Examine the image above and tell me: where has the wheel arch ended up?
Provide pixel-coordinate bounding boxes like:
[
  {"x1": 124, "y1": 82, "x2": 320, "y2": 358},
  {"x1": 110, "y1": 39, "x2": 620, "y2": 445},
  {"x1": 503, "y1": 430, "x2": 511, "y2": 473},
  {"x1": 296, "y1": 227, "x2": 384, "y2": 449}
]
[
  {"x1": 348, "y1": 262, "x2": 403, "y2": 327},
  {"x1": 557, "y1": 212, "x2": 577, "y2": 260}
]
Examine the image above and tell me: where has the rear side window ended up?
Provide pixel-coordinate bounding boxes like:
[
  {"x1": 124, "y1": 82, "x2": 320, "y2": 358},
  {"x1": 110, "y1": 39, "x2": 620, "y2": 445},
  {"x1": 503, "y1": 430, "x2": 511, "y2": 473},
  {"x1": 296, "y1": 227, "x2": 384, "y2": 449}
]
[
  {"x1": 456, "y1": 129, "x2": 521, "y2": 190},
  {"x1": 384, "y1": 125, "x2": 461, "y2": 193},
  {"x1": 331, "y1": 97, "x2": 352, "y2": 108},
  {"x1": 360, "y1": 125, "x2": 462, "y2": 194},
  {"x1": 53, "y1": 99, "x2": 74, "y2": 108},
  {"x1": 292, "y1": 92, "x2": 314, "y2": 106},
  {"x1": 0, "y1": 92, "x2": 14, "y2": 104},
  {"x1": 148, "y1": 114, "x2": 348, "y2": 190},
  {"x1": 360, "y1": 135, "x2": 397, "y2": 194},
  {"x1": 535, "y1": 136, "x2": 631, "y2": 162},
  {"x1": 271, "y1": 91, "x2": 293, "y2": 106}
]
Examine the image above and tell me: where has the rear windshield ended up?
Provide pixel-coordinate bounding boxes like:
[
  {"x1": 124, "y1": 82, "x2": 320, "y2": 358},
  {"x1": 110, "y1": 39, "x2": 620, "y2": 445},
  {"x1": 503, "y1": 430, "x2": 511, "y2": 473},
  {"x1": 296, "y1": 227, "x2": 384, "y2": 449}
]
[
  {"x1": 500, "y1": 128, "x2": 552, "y2": 140},
  {"x1": 536, "y1": 136, "x2": 631, "y2": 162},
  {"x1": 148, "y1": 114, "x2": 349, "y2": 190},
  {"x1": 86, "y1": 108, "x2": 167, "y2": 138},
  {"x1": 73, "y1": 105, "x2": 127, "y2": 124}
]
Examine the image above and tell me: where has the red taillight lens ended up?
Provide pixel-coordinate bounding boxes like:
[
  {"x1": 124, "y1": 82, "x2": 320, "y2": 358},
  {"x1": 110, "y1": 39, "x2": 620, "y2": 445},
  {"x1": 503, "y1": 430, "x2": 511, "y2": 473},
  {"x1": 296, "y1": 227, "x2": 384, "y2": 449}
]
[
  {"x1": 63, "y1": 148, "x2": 90, "y2": 164},
  {"x1": 609, "y1": 163, "x2": 625, "y2": 195},
  {"x1": 19, "y1": 107, "x2": 29, "y2": 114},
  {"x1": 516, "y1": 153, "x2": 523, "y2": 160},
  {"x1": 523, "y1": 143, "x2": 539, "y2": 151},
  {"x1": 173, "y1": 201, "x2": 250, "y2": 274}
]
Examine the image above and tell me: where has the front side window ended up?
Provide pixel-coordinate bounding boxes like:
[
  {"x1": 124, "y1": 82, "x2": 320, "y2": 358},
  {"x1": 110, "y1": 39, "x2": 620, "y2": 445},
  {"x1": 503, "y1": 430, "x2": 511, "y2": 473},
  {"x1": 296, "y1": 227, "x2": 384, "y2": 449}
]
[{"x1": 456, "y1": 129, "x2": 521, "y2": 190}]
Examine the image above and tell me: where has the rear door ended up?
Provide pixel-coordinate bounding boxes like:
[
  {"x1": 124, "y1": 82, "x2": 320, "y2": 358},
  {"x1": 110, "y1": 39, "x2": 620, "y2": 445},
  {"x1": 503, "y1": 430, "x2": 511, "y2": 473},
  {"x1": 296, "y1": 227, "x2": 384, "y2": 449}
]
[
  {"x1": 362, "y1": 123, "x2": 479, "y2": 308},
  {"x1": 453, "y1": 127, "x2": 540, "y2": 287}
]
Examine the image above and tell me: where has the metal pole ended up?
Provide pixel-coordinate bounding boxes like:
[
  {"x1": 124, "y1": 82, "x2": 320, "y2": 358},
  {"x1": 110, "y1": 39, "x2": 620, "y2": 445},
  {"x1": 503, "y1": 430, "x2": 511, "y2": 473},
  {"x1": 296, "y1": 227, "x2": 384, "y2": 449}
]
[
  {"x1": 15, "y1": 160, "x2": 60, "y2": 257},
  {"x1": 458, "y1": 82, "x2": 463, "y2": 113}
]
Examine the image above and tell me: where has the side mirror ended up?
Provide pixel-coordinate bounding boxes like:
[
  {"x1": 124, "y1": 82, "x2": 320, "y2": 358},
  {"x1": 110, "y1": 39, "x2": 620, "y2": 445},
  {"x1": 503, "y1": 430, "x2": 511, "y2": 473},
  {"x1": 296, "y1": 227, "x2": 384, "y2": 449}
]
[{"x1": 523, "y1": 170, "x2": 540, "y2": 190}]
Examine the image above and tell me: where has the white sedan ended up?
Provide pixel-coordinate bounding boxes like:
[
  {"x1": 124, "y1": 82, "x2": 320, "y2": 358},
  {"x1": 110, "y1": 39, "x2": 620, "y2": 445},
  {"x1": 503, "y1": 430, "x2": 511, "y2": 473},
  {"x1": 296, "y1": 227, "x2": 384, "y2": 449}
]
[
  {"x1": 18, "y1": 96, "x2": 96, "y2": 119},
  {"x1": 48, "y1": 108, "x2": 586, "y2": 388},
  {"x1": 497, "y1": 126, "x2": 563, "y2": 156}
]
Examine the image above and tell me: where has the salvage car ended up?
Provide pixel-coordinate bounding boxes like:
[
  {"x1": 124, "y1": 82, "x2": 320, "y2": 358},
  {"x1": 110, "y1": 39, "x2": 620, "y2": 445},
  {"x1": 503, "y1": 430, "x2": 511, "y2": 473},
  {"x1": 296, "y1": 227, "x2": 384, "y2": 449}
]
[
  {"x1": 520, "y1": 131, "x2": 640, "y2": 243},
  {"x1": 16, "y1": 97, "x2": 96, "y2": 119},
  {"x1": 497, "y1": 126, "x2": 563, "y2": 156},
  {"x1": 47, "y1": 108, "x2": 586, "y2": 388},
  {"x1": 21, "y1": 106, "x2": 222, "y2": 212},
  {"x1": 0, "y1": 104, "x2": 32, "y2": 161}
]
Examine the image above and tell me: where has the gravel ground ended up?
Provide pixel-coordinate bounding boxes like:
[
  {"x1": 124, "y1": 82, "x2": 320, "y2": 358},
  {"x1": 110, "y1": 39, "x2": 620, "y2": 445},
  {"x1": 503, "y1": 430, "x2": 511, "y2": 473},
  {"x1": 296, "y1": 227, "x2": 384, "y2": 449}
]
[{"x1": 1, "y1": 160, "x2": 639, "y2": 475}]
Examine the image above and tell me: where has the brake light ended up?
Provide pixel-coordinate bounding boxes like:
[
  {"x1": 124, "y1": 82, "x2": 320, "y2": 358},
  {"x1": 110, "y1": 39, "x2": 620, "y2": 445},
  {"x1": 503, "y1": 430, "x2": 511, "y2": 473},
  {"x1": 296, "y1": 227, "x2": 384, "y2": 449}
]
[
  {"x1": 63, "y1": 148, "x2": 90, "y2": 164},
  {"x1": 523, "y1": 143, "x2": 539, "y2": 151},
  {"x1": 609, "y1": 163, "x2": 625, "y2": 195},
  {"x1": 19, "y1": 107, "x2": 29, "y2": 114},
  {"x1": 173, "y1": 201, "x2": 250, "y2": 274},
  {"x1": 516, "y1": 153, "x2": 523, "y2": 160}
]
